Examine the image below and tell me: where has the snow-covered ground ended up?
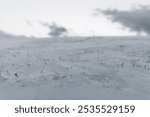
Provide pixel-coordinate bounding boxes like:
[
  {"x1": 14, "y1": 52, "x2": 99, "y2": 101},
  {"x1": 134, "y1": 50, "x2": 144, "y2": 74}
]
[{"x1": 0, "y1": 36, "x2": 150, "y2": 99}]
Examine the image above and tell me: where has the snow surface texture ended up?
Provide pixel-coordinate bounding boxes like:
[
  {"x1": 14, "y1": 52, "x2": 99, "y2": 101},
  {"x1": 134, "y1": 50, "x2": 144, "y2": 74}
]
[{"x1": 0, "y1": 36, "x2": 150, "y2": 99}]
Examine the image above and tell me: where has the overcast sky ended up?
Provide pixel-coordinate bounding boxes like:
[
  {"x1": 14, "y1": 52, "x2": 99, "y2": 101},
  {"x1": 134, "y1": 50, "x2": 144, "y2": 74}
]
[{"x1": 0, "y1": 0, "x2": 150, "y2": 37}]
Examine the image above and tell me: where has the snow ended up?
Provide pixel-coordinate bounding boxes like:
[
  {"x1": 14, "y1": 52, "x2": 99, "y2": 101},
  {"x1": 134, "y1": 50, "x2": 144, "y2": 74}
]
[{"x1": 0, "y1": 36, "x2": 150, "y2": 99}]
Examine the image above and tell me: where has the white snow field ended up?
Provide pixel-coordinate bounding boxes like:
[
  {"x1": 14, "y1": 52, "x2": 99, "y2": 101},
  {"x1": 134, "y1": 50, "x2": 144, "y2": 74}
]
[{"x1": 0, "y1": 36, "x2": 150, "y2": 99}]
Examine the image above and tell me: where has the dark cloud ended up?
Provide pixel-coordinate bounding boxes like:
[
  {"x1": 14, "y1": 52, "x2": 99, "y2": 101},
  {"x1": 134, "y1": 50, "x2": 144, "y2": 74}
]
[
  {"x1": 95, "y1": 6, "x2": 150, "y2": 35},
  {"x1": 41, "y1": 22, "x2": 68, "y2": 37}
]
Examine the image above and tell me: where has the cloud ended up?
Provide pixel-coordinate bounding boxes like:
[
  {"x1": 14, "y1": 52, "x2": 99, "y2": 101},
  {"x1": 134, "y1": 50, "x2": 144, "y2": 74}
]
[
  {"x1": 26, "y1": 20, "x2": 33, "y2": 27},
  {"x1": 95, "y1": 6, "x2": 150, "y2": 35},
  {"x1": 40, "y1": 22, "x2": 68, "y2": 37}
]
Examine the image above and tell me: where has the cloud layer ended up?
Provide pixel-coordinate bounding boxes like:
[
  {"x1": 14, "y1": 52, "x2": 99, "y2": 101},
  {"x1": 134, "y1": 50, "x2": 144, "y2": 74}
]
[
  {"x1": 96, "y1": 6, "x2": 150, "y2": 35},
  {"x1": 41, "y1": 22, "x2": 68, "y2": 37}
]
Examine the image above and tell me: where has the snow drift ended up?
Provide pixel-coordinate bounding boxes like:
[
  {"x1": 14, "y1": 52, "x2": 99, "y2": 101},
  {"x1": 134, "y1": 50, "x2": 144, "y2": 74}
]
[{"x1": 0, "y1": 36, "x2": 150, "y2": 99}]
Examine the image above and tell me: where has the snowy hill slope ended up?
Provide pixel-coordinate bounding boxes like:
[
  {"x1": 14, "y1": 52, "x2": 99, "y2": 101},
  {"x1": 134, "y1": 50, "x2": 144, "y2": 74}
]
[{"x1": 0, "y1": 36, "x2": 150, "y2": 99}]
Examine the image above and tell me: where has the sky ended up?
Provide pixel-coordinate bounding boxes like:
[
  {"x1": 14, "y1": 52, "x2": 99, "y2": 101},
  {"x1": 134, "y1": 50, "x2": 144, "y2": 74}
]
[{"x1": 0, "y1": 0, "x2": 150, "y2": 37}]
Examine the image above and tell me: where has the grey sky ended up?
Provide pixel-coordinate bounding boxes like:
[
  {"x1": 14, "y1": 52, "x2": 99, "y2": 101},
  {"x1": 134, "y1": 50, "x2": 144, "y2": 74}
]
[{"x1": 0, "y1": 0, "x2": 150, "y2": 37}]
